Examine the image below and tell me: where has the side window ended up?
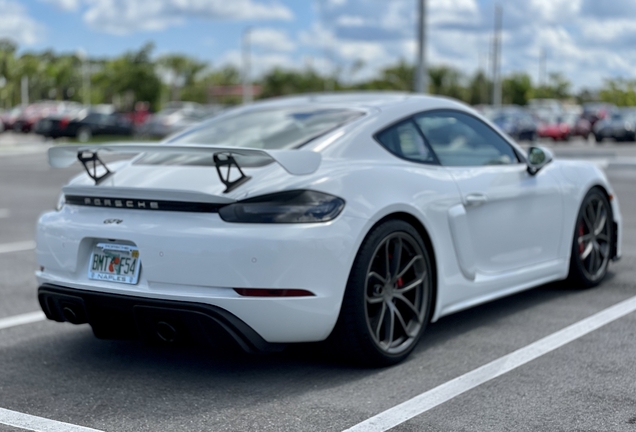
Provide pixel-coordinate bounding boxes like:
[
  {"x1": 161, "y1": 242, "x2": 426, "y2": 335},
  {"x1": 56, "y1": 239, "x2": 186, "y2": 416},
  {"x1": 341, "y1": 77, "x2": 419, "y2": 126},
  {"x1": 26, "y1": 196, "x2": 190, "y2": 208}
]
[
  {"x1": 83, "y1": 113, "x2": 99, "y2": 123},
  {"x1": 375, "y1": 120, "x2": 436, "y2": 164},
  {"x1": 414, "y1": 111, "x2": 519, "y2": 167}
]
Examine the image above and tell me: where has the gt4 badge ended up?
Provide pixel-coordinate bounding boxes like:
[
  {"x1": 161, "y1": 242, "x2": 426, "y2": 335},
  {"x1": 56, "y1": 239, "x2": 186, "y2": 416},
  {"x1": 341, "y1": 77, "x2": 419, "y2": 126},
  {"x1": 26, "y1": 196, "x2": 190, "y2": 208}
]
[{"x1": 104, "y1": 219, "x2": 123, "y2": 225}]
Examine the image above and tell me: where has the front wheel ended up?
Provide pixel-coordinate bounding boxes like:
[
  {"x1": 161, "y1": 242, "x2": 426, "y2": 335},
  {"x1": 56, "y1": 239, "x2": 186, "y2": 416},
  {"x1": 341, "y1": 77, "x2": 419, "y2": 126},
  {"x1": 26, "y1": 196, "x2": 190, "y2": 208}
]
[
  {"x1": 567, "y1": 188, "x2": 613, "y2": 288},
  {"x1": 331, "y1": 220, "x2": 433, "y2": 366}
]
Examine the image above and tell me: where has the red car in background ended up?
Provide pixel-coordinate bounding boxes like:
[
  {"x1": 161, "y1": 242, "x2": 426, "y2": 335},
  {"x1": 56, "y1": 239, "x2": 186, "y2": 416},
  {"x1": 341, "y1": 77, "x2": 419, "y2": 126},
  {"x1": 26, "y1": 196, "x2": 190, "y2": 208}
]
[{"x1": 537, "y1": 113, "x2": 591, "y2": 141}]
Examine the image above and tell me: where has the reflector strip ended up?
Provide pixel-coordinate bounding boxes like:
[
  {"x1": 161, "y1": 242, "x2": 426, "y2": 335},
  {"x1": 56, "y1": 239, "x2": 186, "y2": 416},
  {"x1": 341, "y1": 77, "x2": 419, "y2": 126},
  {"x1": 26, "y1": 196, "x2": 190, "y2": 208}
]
[{"x1": 234, "y1": 288, "x2": 315, "y2": 297}]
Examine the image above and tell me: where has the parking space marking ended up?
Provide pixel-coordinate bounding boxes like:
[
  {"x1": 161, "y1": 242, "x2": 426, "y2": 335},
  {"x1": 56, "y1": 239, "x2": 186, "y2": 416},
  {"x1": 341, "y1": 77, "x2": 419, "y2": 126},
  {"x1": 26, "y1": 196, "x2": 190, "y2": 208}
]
[
  {"x1": 0, "y1": 311, "x2": 46, "y2": 331},
  {"x1": 344, "y1": 294, "x2": 636, "y2": 432},
  {"x1": 0, "y1": 240, "x2": 36, "y2": 255},
  {"x1": 0, "y1": 209, "x2": 9, "y2": 219},
  {"x1": 0, "y1": 407, "x2": 103, "y2": 432}
]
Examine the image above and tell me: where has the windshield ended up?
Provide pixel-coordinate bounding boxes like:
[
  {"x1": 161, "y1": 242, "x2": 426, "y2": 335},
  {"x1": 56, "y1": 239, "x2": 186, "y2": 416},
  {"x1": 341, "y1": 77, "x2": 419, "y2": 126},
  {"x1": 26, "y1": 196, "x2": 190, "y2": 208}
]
[{"x1": 169, "y1": 106, "x2": 364, "y2": 149}]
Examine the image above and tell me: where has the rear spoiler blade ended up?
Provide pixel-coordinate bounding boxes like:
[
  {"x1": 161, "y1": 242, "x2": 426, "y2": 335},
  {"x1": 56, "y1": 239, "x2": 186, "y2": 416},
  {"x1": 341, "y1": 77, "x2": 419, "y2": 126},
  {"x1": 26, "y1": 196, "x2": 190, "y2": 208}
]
[
  {"x1": 48, "y1": 143, "x2": 322, "y2": 175},
  {"x1": 49, "y1": 142, "x2": 322, "y2": 193}
]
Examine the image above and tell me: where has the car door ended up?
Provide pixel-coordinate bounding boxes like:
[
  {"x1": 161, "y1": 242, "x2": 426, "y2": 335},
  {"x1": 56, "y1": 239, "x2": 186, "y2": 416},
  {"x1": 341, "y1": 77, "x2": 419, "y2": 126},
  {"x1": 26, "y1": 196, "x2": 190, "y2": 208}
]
[{"x1": 414, "y1": 110, "x2": 564, "y2": 278}]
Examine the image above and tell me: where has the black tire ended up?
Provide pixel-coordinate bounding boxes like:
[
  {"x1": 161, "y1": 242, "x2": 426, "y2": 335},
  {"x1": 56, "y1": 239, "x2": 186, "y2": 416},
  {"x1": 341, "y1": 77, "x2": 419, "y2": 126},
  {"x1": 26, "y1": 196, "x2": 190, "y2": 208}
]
[
  {"x1": 566, "y1": 188, "x2": 613, "y2": 289},
  {"x1": 595, "y1": 134, "x2": 602, "y2": 143},
  {"x1": 77, "y1": 126, "x2": 92, "y2": 143},
  {"x1": 330, "y1": 219, "x2": 433, "y2": 367}
]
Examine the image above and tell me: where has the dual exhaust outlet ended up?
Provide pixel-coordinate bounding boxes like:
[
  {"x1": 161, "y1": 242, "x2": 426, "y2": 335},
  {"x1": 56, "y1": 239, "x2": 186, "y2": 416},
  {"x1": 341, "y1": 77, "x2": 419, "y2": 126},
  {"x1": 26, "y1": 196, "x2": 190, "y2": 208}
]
[{"x1": 61, "y1": 305, "x2": 178, "y2": 343}]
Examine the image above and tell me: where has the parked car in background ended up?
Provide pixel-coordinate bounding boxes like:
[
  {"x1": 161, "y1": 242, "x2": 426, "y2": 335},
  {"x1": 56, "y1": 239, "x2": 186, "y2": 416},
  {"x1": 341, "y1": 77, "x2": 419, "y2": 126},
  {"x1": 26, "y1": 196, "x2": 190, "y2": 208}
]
[
  {"x1": 0, "y1": 106, "x2": 24, "y2": 132},
  {"x1": 489, "y1": 107, "x2": 537, "y2": 141},
  {"x1": 537, "y1": 114, "x2": 571, "y2": 141},
  {"x1": 594, "y1": 109, "x2": 636, "y2": 143},
  {"x1": 567, "y1": 113, "x2": 592, "y2": 139},
  {"x1": 13, "y1": 101, "x2": 83, "y2": 133},
  {"x1": 582, "y1": 103, "x2": 616, "y2": 128},
  {"x1": 528, "y1": 99, "x2": 563, "y2": 116},
  {"x1": 36, "y1": 111, "x2": 134, "y2": 142},
  {"x1": 537, "y1": 113, "x2": 591, "y2": 141},
  {"x1": 140, "y1": 102, "x2": 208, "y2": 138}
]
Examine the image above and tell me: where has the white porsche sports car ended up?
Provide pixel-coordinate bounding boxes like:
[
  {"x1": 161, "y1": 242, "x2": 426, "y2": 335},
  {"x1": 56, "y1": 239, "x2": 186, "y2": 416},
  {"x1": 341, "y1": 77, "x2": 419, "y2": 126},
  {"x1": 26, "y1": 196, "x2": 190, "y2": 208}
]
[{"x1": 36, "y1": 93, "x2": 621, "y2": 366}]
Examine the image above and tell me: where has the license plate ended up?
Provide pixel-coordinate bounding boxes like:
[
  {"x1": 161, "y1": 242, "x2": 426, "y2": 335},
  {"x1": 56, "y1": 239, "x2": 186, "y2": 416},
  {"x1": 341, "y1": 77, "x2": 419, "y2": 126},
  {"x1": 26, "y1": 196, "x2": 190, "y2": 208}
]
[{"x1": 88, "y1": 243, "x2": 141, "y2": 284}]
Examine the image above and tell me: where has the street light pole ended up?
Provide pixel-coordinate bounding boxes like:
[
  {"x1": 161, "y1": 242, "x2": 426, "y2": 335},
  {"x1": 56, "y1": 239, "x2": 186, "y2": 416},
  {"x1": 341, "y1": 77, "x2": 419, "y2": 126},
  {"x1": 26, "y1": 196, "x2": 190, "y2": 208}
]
[
  {"x1": 414, "y1": 0, "x2": 427, "y2": 93},
  {"x1": 242, "y1": 27, "x2": 253, "y2": 104},
  {"x1": 491, "y1": 4, "x2": 503, "y2": 107}
]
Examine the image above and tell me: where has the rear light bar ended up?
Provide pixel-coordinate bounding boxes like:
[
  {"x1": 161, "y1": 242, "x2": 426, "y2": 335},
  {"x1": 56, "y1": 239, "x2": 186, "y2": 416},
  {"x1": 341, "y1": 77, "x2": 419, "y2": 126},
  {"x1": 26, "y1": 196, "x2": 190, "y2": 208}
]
[{"x1": 233, "y1": 288, "x2": 315, "y2": 297}]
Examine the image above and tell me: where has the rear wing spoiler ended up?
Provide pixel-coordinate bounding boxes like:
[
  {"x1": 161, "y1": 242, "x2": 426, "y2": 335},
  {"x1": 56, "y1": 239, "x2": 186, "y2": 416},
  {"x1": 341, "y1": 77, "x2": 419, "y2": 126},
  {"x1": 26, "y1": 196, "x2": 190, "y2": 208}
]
[{"x1": 48, "y1": 143, "x2": 322, "y2": 193}]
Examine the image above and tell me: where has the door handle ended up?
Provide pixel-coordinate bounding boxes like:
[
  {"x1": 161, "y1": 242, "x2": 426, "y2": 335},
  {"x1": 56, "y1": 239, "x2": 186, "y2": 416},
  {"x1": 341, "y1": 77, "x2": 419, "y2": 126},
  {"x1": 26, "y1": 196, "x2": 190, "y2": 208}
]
[{"x1": 465, "y1": 193, "x2": 488, "y2": 207}]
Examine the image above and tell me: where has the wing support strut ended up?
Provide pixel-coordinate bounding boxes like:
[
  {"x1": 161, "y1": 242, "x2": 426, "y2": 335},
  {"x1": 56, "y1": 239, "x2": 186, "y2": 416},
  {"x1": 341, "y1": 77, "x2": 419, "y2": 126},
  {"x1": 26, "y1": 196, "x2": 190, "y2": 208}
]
[
  {"x1": 213, "y1": 153, "x2": 252, "y2": 193},
  {"x1": 77, "y1": 151, "x2": 113, "y2": 185}
]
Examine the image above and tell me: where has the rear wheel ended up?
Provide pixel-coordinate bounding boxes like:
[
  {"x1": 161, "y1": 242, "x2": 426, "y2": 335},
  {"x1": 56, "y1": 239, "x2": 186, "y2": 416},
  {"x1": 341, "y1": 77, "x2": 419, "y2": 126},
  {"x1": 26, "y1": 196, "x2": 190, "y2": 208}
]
[
  {"x1": 567, "y1": 188, "x2": 613, "y2": 288},
  {"x1": 331, "y1": 220, "x2": 433, "y2": 366}
]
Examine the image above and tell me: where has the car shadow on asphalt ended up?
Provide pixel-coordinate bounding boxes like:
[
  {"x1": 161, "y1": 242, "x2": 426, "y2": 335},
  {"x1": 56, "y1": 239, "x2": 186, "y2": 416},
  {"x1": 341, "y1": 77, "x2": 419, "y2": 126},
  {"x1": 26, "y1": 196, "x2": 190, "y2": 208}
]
[
  {"x1": 411, "y1": 273, "x2": 619, "y2": 358},
  {"x1": 0, "y1": 273, "x2": 625, "y2": 422},
  {"x1": 26, "y1": 272, "x2": 616, "y2": 375}
]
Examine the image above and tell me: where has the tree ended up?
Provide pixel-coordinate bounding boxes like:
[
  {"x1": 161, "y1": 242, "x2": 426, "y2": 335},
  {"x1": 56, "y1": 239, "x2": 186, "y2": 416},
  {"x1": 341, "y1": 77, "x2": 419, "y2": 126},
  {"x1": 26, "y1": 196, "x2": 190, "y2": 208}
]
[
  {"x1": 598, "y1": 79, "x2": 636, "y2": 106},
  {"x1": 502, "y1": 73, "x2": 533, "y2": 105},
  {"x1": 158, "y1": 54, "x2": 207, "y2": 101},
  {"x1": 181, "y1": 66, "x2": 241, "y2": 104},
  {"x1": 534, "y1": 72, "x2": 571, "y2": 100},
  {"x1": 0, "y1": 39, "x2": 18, "y2": 107},
  {"x1": 92, "y1": 43, "x2": 162, "y2": 111},
  {"x1": 467, "y1": 70, "x2": 491, "y2": 105},
  {"x1": 260, "y1": 68, "x2": 330, "y2": 98},
  {"x1": 357, "y1": 60, "x2": 413, "y2": 91},
  {"x1": 428, "y1": 65, "x2": 467, "y2": 101}
]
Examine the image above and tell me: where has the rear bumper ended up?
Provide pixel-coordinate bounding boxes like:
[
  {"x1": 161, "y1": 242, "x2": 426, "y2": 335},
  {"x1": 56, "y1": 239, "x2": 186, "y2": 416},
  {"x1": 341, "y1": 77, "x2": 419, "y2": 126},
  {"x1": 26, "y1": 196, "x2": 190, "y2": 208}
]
[
  {"x1": 39, "y1": 284, "x2": 284, "y2": 353},
  {"x1": 36, "y1": 207, "x2": 366, "y2": 343}
]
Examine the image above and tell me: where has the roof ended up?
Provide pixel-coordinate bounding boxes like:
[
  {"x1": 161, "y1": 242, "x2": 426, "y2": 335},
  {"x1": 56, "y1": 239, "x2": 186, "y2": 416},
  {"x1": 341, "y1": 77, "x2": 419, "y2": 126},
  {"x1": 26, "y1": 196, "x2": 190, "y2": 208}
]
[{"x1": 242, "y1": 91, "x2": 469, "y2": 113}]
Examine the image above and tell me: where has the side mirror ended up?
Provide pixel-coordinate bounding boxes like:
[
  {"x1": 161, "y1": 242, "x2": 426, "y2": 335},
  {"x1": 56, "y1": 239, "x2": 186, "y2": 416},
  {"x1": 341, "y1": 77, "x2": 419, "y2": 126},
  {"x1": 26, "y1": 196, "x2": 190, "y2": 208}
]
[{"x1": 527, "y1": 146, "x2": 553, "y2": 175}]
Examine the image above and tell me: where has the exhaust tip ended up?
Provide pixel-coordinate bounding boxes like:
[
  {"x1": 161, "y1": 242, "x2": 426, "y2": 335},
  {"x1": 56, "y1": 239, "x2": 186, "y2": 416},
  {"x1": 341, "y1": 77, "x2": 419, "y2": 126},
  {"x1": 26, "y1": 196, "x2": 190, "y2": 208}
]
[
  {"x1": 62, "y1": 306, "x2": 79, "y2": 324},
  {"x1": 156, "y1": 321, "x2": 178, "y2": 343}
]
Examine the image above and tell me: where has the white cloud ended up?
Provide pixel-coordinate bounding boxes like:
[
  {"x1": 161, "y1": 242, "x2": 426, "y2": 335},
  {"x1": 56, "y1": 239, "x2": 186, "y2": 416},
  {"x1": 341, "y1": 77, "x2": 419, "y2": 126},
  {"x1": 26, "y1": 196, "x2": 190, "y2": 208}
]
[
  {"x1": 60, "y1": 0, "x2": 294, "y2": 35},
  {"x1": 335, "y1": 15, "x2": 367, "y2": 27},
  {"x1": 0, "y1": 0, "x2": 45, "y2": 45},
  {"x1": 41, "y1": 0, "x2": 81, "y2": 11},
  {"x1": 250, "y1": 28, "x2": 296, "y2": 52},
  {"x1": 529, "y1": 0, "x2": 581, "y2": 23}
]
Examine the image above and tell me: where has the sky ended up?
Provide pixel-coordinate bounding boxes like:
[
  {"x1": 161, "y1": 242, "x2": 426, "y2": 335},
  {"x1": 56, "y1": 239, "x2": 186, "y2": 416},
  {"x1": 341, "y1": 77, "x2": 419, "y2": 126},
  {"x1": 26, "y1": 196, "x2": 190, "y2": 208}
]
[{"x1": 1, "y1": 0, "x2": 635, "y2": 90}]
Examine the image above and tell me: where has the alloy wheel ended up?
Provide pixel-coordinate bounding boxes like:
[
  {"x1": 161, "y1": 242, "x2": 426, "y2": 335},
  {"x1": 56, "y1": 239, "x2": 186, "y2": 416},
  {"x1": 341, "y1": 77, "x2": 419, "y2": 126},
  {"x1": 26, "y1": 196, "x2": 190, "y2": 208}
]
[
  {"x1": 364, "y1": 232, "x2": 430, "y2": 355},
  {"x1": 577, "y1": 195, "x2": 610, "y2": 281}
]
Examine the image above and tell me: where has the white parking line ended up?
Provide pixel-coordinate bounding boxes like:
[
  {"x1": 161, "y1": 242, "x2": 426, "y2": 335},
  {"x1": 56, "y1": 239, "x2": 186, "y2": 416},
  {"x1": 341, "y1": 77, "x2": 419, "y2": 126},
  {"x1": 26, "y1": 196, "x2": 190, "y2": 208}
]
[
  {"x1": 0, "y1": 407, "x2": 103, "y2": 432},
  {"x1": 344, "y1": 294, "x2": 636, "y2": 432},
  {"x1": 0, "y1": 240, "x2": 36, "y2": 255},
  {"x1": 0, "y1": 209, "x2": 9, "y2": 219},
  {"x1": 0, "y1": 313, "x2": 100, "y2": 432},
  {"x1": 0, "y1": 311, "x2": 46, "y2": 331}
]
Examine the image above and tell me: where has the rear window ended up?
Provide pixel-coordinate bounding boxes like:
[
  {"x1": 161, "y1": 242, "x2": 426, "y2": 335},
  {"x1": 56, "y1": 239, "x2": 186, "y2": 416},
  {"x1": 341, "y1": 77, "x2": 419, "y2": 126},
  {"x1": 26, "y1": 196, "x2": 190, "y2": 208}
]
[{"x1": 169, "y1": 107, "x2": 364, "y2": 150}]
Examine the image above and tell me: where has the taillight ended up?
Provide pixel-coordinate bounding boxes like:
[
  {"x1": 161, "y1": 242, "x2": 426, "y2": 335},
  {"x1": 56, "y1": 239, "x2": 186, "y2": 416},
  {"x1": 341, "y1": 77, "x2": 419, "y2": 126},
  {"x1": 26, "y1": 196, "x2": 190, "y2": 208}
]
[
  {"x1": 219, "y1": 190, "x2": 345, "y2": 224},
  {"x1": 60, "y1": 117, "x2": 69, "y2": 130}
]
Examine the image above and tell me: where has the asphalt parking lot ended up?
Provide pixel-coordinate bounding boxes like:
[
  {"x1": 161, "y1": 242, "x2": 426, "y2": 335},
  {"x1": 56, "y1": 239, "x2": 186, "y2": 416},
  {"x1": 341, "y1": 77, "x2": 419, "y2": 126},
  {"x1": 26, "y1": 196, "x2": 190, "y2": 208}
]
[{"x1": 1, "y1": 135, "x2": 636, "y2": 431}]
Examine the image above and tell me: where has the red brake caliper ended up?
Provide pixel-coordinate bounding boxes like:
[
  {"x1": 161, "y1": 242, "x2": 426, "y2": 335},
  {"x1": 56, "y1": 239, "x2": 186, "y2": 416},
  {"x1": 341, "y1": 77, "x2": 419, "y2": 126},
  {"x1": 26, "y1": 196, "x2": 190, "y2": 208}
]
[{"x1": 397, "y1": 277, "x2": 404, "y2": 288}]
